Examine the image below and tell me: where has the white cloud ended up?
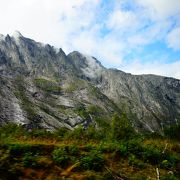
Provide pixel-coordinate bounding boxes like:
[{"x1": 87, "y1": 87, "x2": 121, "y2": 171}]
[
  {"x1": 71, "y1": 25, "x2": 125, "y2": 65},
  {"x1": 0, "y1": 0, "x2": 100, "y2": 50},
  {"x1": 130, "y1": 0, "x2": 180, "y2": 49},
  {"x1": 127, "y1": 19, "x2": 172, "y2": 47},
  {"x1": 135, "y1": 0, "x2": 180, "y2": 20},
  {"x1": 106, "y1": 10, "x2": 138, "y2": 31},
  {"x1": 166, "y1": 27, "x2": 180, "y2": 50},
  {"x1": 0, "y1": 0, "x2": 179, "y2": 79},
  {"x1": 121, "y1": 60, "x2": 180, "y2": 79}
]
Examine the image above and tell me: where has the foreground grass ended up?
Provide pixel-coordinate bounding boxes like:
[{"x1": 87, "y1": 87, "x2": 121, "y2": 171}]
[{"x1": 0, "y1": 124, "x2": 179, "y2": 180}]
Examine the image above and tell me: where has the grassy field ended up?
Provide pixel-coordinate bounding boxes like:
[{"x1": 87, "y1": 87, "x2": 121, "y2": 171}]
[{"x1": 0, "y1": 123, "x2": 179, "y2": 180}]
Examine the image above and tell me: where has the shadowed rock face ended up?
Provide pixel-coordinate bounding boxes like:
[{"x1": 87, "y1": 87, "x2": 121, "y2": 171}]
[{"x1": 0, "y1": 32, "x2": 179, "y2": 132}]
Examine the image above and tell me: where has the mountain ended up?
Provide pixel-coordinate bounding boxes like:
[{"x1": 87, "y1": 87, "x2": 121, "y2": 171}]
[{"x1": 0, "y1": 31, "x2": 179, "y2": 132}]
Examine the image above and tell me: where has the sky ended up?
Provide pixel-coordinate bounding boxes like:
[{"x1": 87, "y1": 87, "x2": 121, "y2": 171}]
[{"x1": 0, "y1": 0, "x2": 180, "y2": 79}]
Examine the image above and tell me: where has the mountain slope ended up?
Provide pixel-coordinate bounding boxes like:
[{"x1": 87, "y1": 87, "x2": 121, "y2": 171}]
[{"x1": 0, "y1": 32, "x2": 179, "y2": 132}]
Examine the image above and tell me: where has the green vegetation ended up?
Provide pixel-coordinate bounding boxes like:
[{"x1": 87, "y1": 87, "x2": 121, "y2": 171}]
[
  {"x1": 79, "y1": 150, "x2": 105, "y2": 171},
  {"x1": 74, "y1": 106, "x2": 89, "y2": 119},
  {"x1": 52, "y1": 147, "x2": 71, "y2": 168},
  {"x1": 0, "y1": 116, "x2": 179, "y2": 179},
  {"x1": 164, "y1": 121, "x2": 180, "y2": 140},
  {"x1": 111, "y1": 113, "x2": 135, "y2": 140},
  {"x1": 34, "y1": 77, "x2": 61, "y2": 93},
  {"x1": 88, "y1": 85, "x2": 105, "y2": 99},
  {"x1": 64, "y1": 79, "x2": 85, "y2": 93}
]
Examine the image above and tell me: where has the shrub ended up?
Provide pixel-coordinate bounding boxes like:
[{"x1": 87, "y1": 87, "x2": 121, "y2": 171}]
[
  {"x1": 164, "y1": 121, "x2": 180, "y2": 140},
  {"x1": 0, "y1": 123, "x2": 25, "y2": 138},
  {"x1": 133, "y1": 174, "x2": 148, "y2": 180},
  {"x1": 85, "y1": 125, "x2": 104, "y2": 140},
  {"x1": 126, "y1": 138, "x2": 144, "y2": 157},
  {"x1": 80, "y1": 150, "x2": 105, "y2": 171},
  {"x1": 23, "y1": 152, "x2": 39, "y2": 167},
  {"x1": 54, "y1": 127, "x2": 69, "y2": 138},
  {"x1": 115, "y1": 143, "x2": 128, "y2": 157},
  {"x1": 74, "y1": 106, "x2": 89, "y2": 119},
  {"x1": 68, "y1": 145, "x2": 79, "y2": 156},
  {"x1": 110, "y1": 113, "x2": 135, "y2": 140},
  {"x1": 52, "y1": 147, "x2": 70, "y2": 168},
  {"x1": 165, "y1": 154, "x2": 179, "y2": 168},
  {"x1": 161, "y1": 173, "x2": 179, "y2": 180},
  {"x1": 94, "y1": 117, "x2": 110, "y2": 132},
  {"x1": 27, "y1": 129, "x2": 53, "y2": 138},
  {"x1": 66, "y1": 126, "x2": 85, "y2": 140},
  {"x1": 97, "y1": 142, "x2": 119, "y2": 153},
  {"x1": 65, "y1": 80, "x2": 85, "y2": 93},
  {"x1": 128, "y1": 154, "x2": 145, "y2": 169},
  {"x1": 84, "y1": 144, "x2": 95, "y2": 152},
  {"x1": 8, "y1": 144, "x2": 31, "y2": 156},
  {"x1": 34, "y1": 78, "x2": 61, "y2": 93},
  {"x1": 160, "y1": 160, "x2": 172, "y2": 169},
  {"x1": 142, "y1": 146, "x2": 162, "y2": 165},
  {"x1": 87, "y1": 105, "x2": 103, "y2": 116},
  {"x1": 0, "y1": 149, "x2": 10, "y2": 168}
]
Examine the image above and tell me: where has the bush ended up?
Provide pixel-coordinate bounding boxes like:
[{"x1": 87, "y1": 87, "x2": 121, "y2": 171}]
[
  {"x1": 104, "y1": 142, "x2": 128, "y2": 159},
  {"x1": 128, "y1": 154, "x2": 145, "y2": 169},
  {"x1": 165, "y1": 154, "x2": 179, "y2": 168},
  {"x1": 68, "y1": 145, "x2": 79, "y2": 156},
  {"x1": 85, "y1": 125, "x2": 104, "y2": 140},
  {"x1": 0, "y1": 123, "x2": 25, "y2": 138},
  {"x1": 54, "y1": 127, "x2": 69, "y2": 138},
  {"x1": 66, "y1": 126, "x2": 85, "y2": 140},
  {"x1": 164, "y1": 121, "x2": 180, "y2": 140},
  {"x1": 133, "y1": 174, "x2": 148, "y2": 180},
  {"x1": 27, "y1": 129, "x2": 53, "y2": 138},
  {"x1": 97, "y1": 142, "x2": 119, "y2": 153},
  {"x1": 8, "y1": 144, "x2": 31, "y2": 155},
  {"x1": 84, "y1": 144, "x2": 95, "y2": 152},
  {"x1": 87, "y1": 105, "x2": 103, "y2": 116},
  {"x1": 52, "y1": 147, "x2": 70, "y2": 168},
  {"x1": 0, "y1": 149, "x2": 10, "y2": 168},
  {"x1": 34, "y1": 78, "x2": 61, "y2": 93},
  {"x1": 80, "y1": 150, "x2": 105, "y2": 171},
  {"x1": 74, "y1": 106, "x2": 89, "y2": 119},
  {"x1": 160, "y1": 160, "x2": 172, "y2": 169},
  {"x1": 115, "y1": 143, "x2": 128, "y2": 157},
  {"x1": 161, "y1": 173, "x2": 179, "y2": 180},
  {"x1": 23, "y1": 152, "x2": 39, "y2": 167},
  {"x1": 110, "y1": 113, "x2": 135, "y2": 140},
  {"x1": 126, "y1": 138, "x2": 144, "y2": 157},
  {"x1": 142, "y1": 146, "x2": 162, "y2": 165}
]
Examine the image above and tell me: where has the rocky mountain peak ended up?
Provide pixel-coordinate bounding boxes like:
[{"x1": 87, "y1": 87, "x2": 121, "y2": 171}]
[
  {"x1": 0, "y1": 34, "x2": 5, "y2": 41},
  {"x1": 67, "y1": 51, "x2": 104, "y2": 79},
  {"x1": 80, "y1": 54, "x2": 104, "y2": 79},
  {"x1": 57, "y1": 48, "x2": 66, "y2": 56},
  {"x1": 12, "y1": 31, "x2": 23, "y2": 39},
  {"x1": 0, "y1": 31, "x2": 23, "y2": 43},
  {"x1": 0, "y1": 32, "x2": 179, "y2": 132}
]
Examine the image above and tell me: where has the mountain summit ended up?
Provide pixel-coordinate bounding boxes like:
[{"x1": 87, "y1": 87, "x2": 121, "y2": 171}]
[{"x1": 0, "y1": 32, "x2": 179, "y2": 132}]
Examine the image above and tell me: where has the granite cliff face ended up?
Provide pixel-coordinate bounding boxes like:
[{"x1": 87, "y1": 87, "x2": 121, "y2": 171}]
[{"x1": 0, "y1": 32, "x2": 179, "y2": 132}]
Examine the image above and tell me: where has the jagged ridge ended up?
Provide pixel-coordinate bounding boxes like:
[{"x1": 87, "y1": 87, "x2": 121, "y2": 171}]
[{"x1": 0, "y1": 32, "x2": 179, "y2": 132}]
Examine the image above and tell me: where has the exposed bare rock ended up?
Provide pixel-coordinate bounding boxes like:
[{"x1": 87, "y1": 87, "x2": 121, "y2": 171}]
[{"x1": 0, "y1": 32, "x2": 179, "y2": 132}]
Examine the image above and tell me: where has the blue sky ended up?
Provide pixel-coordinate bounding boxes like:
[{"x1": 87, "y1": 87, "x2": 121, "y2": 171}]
[{"x1": 0, "y1": 0, "x2": 180, "y2": 79}]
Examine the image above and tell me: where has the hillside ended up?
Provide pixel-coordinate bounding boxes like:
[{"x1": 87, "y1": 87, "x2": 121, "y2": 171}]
[
  {"x1": 0, "y1": 31, "x2": 180, "y2": 132},
  {"x1": 0, "y1": 123, "x2": 179, "y2": 179}
]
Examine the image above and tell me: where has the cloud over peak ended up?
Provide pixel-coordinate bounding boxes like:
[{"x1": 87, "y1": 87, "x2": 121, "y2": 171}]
[{"x1": 0, "y1": 0, "x2": 179, "y2": 79}]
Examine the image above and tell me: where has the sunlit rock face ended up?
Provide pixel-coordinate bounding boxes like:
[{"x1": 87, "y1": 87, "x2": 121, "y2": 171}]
[{"x1": 0, "y1": 32, "x2": 179, "y2": 132}]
